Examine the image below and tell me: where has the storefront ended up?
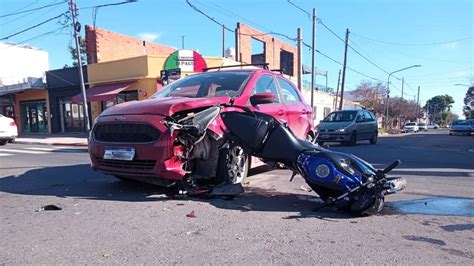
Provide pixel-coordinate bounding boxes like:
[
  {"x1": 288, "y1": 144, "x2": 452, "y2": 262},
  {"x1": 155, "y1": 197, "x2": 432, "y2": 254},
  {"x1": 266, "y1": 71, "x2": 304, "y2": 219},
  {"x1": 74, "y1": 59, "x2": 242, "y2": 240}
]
[{"x1": 46, "y1": 66, "x2": 90, "y2": 133}]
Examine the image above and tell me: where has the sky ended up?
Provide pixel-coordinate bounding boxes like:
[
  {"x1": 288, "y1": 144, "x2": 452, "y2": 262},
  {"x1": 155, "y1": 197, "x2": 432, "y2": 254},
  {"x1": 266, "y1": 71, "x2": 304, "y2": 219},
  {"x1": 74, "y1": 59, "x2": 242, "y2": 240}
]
[{"x1": 1, "y1": 0, "x2": 473, "y2": 116}]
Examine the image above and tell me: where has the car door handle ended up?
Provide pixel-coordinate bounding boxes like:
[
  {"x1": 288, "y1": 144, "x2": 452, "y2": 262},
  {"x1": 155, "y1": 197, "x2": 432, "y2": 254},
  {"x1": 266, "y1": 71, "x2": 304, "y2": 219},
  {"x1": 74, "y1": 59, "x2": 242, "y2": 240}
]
[{"x1": 278, "y1": 109, "x2": 285, "y2": 115}]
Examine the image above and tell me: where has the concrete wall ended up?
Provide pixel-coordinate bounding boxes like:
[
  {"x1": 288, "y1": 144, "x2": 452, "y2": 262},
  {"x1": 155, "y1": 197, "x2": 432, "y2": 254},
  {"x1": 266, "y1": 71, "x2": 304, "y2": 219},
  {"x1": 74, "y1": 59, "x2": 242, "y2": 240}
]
[
  {"x1": 85, "y1": 26, "x2": 176, "y2": 64},
  {"x1": 0, "y1": 43, "x2": 48, "y2": 86},
  {"x1": 236, "y1": 23, "x2": 298, "y2": 76}
]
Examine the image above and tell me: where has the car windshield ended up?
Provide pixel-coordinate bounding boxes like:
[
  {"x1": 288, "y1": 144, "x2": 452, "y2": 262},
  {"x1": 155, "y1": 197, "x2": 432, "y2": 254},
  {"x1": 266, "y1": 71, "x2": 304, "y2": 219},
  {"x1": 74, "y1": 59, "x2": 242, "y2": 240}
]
[
  {"x1": 453, "y1": 120, "x2": 468, "y2": 125},
  {"x1": 151, "y1": 71, "x2": 252, "y2": 98},
  {"x1": 405, "y1": 123, "x2": 416, "y2": 126},
  {"x1": 323, "y1": 111, "x2": 357, "y2": 122}
]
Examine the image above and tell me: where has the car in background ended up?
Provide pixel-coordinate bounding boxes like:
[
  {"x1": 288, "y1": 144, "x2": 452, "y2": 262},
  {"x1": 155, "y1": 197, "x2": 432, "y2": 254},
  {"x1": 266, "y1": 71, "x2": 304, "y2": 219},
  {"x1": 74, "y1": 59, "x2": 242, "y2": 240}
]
[
  {"x1": 316, "y1": 109, "x2": 378, "y2": 146},
  {"x1": 427, "y1": 123, "x2": 439, "y2": 129},
  {"x1": 402, "y1": 122, "x2": 419, "y2": 133},
  {"x1": 468, "y1": 119, "x2": 474, "y2": 133},
  {"x1": 0, "y1": 114, "x2": 18, "y2": 145},
  {"x1": 88, "y1": 66, "x2": 315, "y2": 186},
  {"x1": 418, "y1": 122, "x2": 428, "y2": 131},
  {"x1": 449, "y1": 120, "x2": 471, "y2": 135}
]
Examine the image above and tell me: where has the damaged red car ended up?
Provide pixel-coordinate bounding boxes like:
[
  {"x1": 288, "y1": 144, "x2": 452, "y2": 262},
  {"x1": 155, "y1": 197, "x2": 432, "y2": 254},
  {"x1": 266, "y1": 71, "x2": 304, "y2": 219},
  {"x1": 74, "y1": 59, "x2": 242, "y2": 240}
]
[{"x1": 88, "y1": 66, "x2": 314, "y2": 186}]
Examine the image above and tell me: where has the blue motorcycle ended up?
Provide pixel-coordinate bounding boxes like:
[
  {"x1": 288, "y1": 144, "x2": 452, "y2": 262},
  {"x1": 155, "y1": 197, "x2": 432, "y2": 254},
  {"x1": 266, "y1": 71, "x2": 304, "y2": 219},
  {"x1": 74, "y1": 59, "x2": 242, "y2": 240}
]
[{"x1": 221, "y1": 108, "x2": 406, "y2": 216}]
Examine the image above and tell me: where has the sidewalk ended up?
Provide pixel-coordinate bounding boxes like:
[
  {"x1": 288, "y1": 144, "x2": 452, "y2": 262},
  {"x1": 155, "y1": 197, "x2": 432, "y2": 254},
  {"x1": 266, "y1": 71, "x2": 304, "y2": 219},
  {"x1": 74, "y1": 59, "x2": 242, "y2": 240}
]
[{"x1": 15, "y1": 133, "x2": 88, "y2": 146}]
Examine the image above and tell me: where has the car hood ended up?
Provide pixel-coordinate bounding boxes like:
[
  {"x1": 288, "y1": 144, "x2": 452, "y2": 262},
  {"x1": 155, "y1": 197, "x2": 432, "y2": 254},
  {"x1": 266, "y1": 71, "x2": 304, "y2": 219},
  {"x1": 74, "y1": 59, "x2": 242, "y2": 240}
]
[
  {"x1": 451, "y1": 125, "x2": 470, "y2": 129},
  {"x1": 99, "y1": 96, "x2": 232, "y2": 117},
  {"x1": 318, "y1": 121, "x2": 353, "y2": 130}
]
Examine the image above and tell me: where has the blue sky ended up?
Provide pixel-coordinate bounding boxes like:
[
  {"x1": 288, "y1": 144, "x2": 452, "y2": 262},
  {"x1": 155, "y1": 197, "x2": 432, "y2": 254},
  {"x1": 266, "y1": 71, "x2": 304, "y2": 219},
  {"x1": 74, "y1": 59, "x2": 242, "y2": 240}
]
[{"x1": 1, "y1": 0, "x2": 473, "y2": 116}]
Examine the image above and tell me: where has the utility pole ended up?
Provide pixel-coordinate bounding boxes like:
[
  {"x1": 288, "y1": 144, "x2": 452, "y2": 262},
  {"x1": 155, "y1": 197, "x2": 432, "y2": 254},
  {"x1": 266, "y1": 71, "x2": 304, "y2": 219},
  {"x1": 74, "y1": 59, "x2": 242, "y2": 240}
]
[
  {"x1": 69, "y1": 0, "x2": 90, "y2": 133},
  {"x1": 339, "y1": 28, "x2": 349, "y2": 111},
  {"x1": 335, "y1": 69, "x2": 341, "y2": 110},
  {"x1": 235, "y1": 25, "x2": 240, "y2": 62},
  {"x1": 222, "y1": 24, "x2": 225, "y2": 57},
  {"x1": 416, "y1": 86, "x2": 420, "y2": 120},
  {"x1": 310, "y1": 8, "x2": 316, "y2": 107},
  {"x1": 297, "y1": 27, "x2": 302, "y2": 90},
  {"x1": 401, "y1": 77, "x2": 404, "y2": 99},
  {"x1": 181, "y1": 35, "x2": 185, "y2": 49}
]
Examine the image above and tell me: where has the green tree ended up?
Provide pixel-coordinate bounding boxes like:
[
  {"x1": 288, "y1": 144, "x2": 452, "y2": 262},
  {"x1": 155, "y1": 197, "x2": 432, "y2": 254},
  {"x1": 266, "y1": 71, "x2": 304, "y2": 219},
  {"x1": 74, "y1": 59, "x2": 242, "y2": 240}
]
[
  {"x1": 68, "y1": 36, "x2": 87, "y2": 67},
  {"x1": 463, "y1": 86, "x2": 473, "y2": 119},
  {"x1": 424, "y1": 94, "x2": 456, "y2": 125}
]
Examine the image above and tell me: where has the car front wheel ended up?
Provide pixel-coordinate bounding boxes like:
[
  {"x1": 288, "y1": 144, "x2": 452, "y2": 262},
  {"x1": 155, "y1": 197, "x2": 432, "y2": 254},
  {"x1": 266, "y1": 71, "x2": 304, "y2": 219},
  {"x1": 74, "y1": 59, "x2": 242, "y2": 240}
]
[
  {"x1": 370, "y1": 131, "x2": 378, "y2": 144},
  {"x1": 216, "y1": 145, "x2": 249, "y2": 184}
]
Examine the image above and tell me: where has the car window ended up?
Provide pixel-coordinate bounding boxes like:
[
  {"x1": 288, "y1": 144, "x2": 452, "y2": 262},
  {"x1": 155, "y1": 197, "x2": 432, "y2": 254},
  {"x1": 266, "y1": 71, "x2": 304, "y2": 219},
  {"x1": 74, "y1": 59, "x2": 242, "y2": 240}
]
[
  {"x1": 324, "y1": 111, "x2": 357, "y2": 122},
  {"x1": 363, "y1": 111, "x2": 374, "y2": 121},
  {"x1": 356, "y1": 111, "x2": 366, "y2": 122},
  {"x1": 251, "y1": 75, "x2": 281, "y2": 103},
  {"x1": 277, "y1": 78, "x2": 300, "y2": 103},
  {"x1": 152, "y1": 71, "x2": 251, "y2": 98},
  {"x1": 406, "y1": 122, "x2": 416, "y2": 126}
]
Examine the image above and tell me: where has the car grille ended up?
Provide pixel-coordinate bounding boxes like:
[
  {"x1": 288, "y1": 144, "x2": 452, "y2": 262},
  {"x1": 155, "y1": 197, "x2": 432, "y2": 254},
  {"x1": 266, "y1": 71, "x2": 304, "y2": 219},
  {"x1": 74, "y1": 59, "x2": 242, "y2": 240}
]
[
  {"x1": 97, "y1": 159, "x2": 156, "y2": 170},
  {"x1": 94, "y1": 123, "x2": 161, "y2": 143}
]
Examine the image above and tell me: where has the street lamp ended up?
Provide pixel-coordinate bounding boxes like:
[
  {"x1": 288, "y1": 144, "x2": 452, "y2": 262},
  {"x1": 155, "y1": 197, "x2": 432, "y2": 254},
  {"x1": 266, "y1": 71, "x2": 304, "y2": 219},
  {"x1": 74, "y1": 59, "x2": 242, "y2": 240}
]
[{"x1": 385, "y1": 64, "x2": 421, "y2": 128}]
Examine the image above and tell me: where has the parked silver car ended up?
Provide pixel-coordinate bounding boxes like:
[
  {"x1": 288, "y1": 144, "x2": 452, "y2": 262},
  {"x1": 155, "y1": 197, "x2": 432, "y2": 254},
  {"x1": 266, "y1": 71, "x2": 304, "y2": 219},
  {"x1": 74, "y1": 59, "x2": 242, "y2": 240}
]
[
  {"x1": 316, "y1": 110, "x2": 378, "y2": 145},
  {"x1": 449, "y1": 120, "x2": 472, "y2": 135}
]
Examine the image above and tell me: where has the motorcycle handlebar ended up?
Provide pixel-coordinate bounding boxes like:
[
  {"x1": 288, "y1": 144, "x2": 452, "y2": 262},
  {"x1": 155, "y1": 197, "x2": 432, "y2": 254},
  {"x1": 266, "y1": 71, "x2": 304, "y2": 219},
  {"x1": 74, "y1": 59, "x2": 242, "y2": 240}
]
[{"x1": 383, "y1": 160, "x2": 401, "y2": 174}]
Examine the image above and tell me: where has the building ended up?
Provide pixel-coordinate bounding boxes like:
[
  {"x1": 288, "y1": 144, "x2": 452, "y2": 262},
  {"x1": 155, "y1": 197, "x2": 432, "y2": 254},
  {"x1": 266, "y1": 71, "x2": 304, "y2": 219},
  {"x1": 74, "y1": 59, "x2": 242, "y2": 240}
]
[
  {"x1": 0, "y1": 43, "x2": 50, "y2": 133},
  {"x1": 46, "y1": 66, "x2": 90, "y2": 133}
]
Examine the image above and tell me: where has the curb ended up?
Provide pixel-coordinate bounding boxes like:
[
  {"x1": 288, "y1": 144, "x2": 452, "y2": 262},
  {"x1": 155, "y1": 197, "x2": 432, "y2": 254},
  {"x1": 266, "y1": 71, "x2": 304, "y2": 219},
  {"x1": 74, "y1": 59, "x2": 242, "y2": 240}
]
[{"x1": 14, "y1": 140, "x2": 88, "y2": 147}]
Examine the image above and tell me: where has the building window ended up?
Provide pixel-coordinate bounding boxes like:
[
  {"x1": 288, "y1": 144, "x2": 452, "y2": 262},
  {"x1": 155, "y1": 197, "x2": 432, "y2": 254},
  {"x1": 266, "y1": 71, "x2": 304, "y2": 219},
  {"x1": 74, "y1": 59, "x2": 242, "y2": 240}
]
[{"x1": 280, "y1": 49, "x2": 294, "y2": 76}]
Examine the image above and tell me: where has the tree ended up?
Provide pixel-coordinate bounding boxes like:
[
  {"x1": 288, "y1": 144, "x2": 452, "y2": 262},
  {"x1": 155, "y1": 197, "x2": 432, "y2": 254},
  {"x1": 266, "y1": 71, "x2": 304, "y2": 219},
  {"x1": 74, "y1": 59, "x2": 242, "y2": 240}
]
[
  {"x1": 463, "y1": 86, "x2": 474, "y2": 119},
  {"x1": 68, "y1": 36, "x2": 87, "y2": 67},
  {"x1": 351, "y1": 80, "x2": 387, "y2": 114},
  {"x1": 424, "y1": 94, "x2": 456, "y2": 125}
]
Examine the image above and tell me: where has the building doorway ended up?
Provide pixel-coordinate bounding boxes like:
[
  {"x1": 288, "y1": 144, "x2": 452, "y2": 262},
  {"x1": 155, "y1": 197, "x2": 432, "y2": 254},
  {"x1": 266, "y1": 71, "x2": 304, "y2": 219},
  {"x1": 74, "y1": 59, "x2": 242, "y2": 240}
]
[
  {"x1": 60, "y1": 97, "x2": 85, "y2": 132},
  {"x1": 20, "y1": 100, "x2": 48, "y2": 133}
]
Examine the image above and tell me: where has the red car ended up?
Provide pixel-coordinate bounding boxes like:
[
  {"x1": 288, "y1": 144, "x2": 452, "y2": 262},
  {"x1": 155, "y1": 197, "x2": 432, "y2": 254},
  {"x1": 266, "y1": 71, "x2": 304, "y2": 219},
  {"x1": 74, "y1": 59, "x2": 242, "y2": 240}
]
[{"x1": 88, "y1": 67, "x2": 314, "y2": 186}]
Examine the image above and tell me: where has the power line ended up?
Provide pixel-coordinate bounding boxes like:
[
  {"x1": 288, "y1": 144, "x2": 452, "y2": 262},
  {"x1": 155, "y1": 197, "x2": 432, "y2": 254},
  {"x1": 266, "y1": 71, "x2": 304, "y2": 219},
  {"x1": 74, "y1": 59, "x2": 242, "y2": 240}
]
[
  {"x1": 351, "y1": 32, "x2": 474, "y2": 47},
  {"x1": 0, "y1": 1, "x2": 66, "y2": 18},
  {"x1": 186, "y1": 0, "x2": 297, "y2": 42},
  {"x1": 302, "y1": 41, "x2": 384, "y2": 82},
  {"x1": 318, "y1": 19, "x2": 391, "y2": 75},
  {"x1": 79, "y1": 0, "x2": 138, "y2": 10},
  {"x1": 0, "y1": 12, "x2": 67, "y2": 40},
  {"x1": 2, "y1": 25, "x2": 69, "y2": 49}
]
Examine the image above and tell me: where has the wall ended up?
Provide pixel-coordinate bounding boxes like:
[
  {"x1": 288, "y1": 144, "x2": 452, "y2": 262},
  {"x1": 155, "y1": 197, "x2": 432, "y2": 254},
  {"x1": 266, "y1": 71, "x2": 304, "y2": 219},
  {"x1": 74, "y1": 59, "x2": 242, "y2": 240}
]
[
  {"x1": 236, "y1": 23, "x2": 298, "y2": 76},
  {"x1": 0, "y1": 43, "x2": 48, "y2": 86},
  {"x1": 14, "y1": 89, "x2": 51, "y2": 133},
  {"x1": 85, "y1": 26, "x2": 176, "y2": 64}
]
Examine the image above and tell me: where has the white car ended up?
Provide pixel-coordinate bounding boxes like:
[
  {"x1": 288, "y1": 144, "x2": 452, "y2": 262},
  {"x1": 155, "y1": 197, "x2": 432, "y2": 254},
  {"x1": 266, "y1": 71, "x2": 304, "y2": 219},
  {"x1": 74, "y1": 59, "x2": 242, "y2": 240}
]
[
  {"x1": 0, "y1": 114, "x2": 18, "y2": 145},
  {"x1": 403, "y1": 122, "x2": 419, "y2": 133},
  {"x1": 418, "y1": 123, "x2": 428, "y2": 131}
]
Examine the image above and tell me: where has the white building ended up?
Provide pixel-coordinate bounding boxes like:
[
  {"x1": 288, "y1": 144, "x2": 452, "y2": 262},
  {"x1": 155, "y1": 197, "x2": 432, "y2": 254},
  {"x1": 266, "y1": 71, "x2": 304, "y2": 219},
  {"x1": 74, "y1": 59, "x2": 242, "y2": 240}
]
[{"x1": 0, "y1": 42, "x2": 48, "y2": 86}]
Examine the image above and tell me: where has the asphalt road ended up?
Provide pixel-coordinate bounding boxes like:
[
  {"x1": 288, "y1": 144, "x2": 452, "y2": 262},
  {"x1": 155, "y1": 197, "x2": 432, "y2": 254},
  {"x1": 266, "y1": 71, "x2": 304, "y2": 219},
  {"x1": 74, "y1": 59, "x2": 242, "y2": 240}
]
[{"x1": 1, "y1": 130, "x2": 473, "y2": 264}]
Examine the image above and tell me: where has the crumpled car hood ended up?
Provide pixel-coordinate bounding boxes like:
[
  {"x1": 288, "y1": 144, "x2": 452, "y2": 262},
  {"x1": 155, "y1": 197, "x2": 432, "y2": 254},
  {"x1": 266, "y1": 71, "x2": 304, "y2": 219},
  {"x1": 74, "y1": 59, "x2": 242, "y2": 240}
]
[{"x1": 99, "y1": 96, "x2": 232, "y2": 117}]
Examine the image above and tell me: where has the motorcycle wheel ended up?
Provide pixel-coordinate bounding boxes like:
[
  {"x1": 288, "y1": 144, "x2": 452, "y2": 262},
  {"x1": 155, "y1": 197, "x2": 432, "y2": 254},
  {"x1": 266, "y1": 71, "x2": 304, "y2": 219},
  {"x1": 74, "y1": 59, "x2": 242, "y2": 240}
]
[
  {"x1": 350, "y1": 193, "x2": 384, "y2": 216},
  {"x1": 215, "y1": 145, "x2": 249, "y2": 184}
]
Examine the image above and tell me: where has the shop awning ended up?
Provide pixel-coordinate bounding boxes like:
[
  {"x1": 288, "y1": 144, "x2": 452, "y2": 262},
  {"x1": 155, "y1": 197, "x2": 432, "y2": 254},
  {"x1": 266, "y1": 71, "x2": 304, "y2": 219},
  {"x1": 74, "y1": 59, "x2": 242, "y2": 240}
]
[{"x1": 72, "y1": 81, "x2": 136, "y2": 103}]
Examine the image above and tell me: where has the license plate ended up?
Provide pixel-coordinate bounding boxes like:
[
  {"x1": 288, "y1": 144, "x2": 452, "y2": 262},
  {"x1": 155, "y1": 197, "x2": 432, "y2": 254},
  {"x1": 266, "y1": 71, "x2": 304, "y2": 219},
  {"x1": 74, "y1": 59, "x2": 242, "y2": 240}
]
[
  {"x1": 103, "y1": 147, "x2": 135, "y2": 161},
  {"x1": 321, "y1": 134, "x2": 330, "y2": 138}
]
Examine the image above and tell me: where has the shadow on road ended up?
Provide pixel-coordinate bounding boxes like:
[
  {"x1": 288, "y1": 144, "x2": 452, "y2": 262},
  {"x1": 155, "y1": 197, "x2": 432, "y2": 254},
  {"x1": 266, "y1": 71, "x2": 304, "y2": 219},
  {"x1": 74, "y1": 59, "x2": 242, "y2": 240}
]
[{"x1": 0, "y1": 164, "x2": 354, "y2": 219}]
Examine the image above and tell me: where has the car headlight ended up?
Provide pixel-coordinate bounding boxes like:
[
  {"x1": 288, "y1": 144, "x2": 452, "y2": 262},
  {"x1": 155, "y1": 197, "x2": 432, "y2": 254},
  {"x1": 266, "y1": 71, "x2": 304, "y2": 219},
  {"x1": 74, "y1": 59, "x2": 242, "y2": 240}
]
[
  {"x1": 315, "y1": 164, "x2": 330, "y2": 178},
  {"x1": 337, "y1": 127, "x2": 346, "y2": 132}
]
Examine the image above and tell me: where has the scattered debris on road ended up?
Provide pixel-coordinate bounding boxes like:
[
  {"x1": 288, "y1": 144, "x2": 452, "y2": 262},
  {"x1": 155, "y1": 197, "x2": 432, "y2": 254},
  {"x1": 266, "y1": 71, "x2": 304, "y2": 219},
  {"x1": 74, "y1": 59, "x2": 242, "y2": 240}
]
[
  {"x1": 186, "y1": 211, "x2": 196, "y2": 218},
  {"x1": 35, "y1": 205, "x2": 62, "y2": 212}
]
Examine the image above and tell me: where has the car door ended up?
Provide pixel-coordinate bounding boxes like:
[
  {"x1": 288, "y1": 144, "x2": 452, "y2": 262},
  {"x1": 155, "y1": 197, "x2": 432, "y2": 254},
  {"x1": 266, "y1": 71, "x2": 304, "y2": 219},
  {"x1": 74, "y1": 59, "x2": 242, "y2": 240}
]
[
  {"x1": 276, "y1": 77, "x2": 310, "y2": 138},
  {"x1": 355, "y1": 111, "x2": 369, "y2": 139},
  {"x1": 248, "y1": 74, "x2": 289, "y2": 125},
  {"x1": 364, "y1": 110, "x2": 377, "y2": 138}
]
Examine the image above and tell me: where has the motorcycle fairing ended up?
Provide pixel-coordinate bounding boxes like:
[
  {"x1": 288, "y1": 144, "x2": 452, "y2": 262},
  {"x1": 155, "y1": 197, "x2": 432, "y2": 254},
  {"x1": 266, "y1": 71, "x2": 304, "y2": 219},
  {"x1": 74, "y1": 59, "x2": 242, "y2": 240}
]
[{"x1": 297, "y1": 153, "x2": 361, "y2": 192}]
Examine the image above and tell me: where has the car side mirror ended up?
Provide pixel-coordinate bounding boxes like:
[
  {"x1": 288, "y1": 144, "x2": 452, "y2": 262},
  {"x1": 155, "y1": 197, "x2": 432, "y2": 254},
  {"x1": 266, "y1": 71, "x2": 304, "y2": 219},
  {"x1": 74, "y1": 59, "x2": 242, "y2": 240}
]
[{"x1": 250, "y1": 92, "x2": 275, "y2": 106}]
